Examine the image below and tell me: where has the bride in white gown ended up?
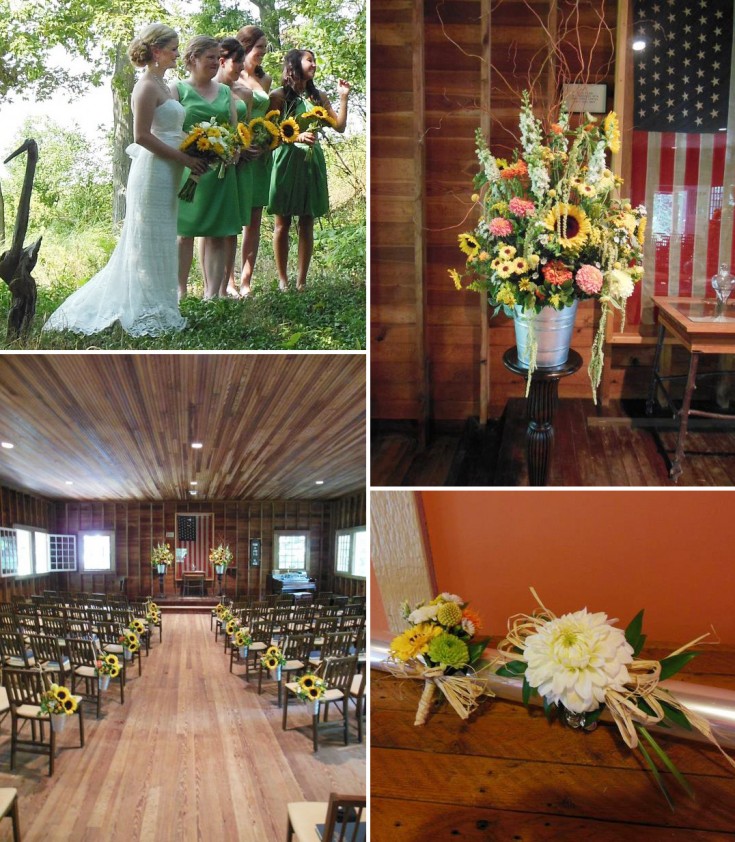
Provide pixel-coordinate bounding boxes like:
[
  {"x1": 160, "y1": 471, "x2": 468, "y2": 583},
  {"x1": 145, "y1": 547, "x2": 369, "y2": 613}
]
[{"x1": 43, "y1": 23, "x2": 207, "y2": 337}]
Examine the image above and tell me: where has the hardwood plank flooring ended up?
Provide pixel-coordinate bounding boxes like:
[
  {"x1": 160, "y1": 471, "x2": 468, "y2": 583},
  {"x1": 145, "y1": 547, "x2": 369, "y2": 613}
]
[
  {"x1": 0, "y1": 614, "x2": 365, "y2": 841},
  {"x1": 371, "y1": 647, "x2": 735, "y2": 839},
  {"x1": 371, "y1": 400, "x2": 735, "y2": 486}
]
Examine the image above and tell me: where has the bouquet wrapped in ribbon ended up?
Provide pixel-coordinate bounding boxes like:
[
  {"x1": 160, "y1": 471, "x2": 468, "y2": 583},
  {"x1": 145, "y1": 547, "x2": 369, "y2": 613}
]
[
  {"x1": 178, "y1": 119, "x2": 237, "y2": 201},
  {"x1": 388, "y1": 592, "x2": 491, "y2": 725}
]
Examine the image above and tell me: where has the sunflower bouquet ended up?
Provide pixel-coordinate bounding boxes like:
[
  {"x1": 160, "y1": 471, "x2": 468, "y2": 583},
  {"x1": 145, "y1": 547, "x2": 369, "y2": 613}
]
[
  {"x1": 225, "y1": 617, "x2": 240, "y2": 637},
  {"x1": 295, "y1": 103, "x2": 337, "y2": 163},
  {"x1": 95, "y1": 652, "x2": 121, "y2": 678},
  {"x1": 38, "y1": 683, "x2": 77, "y2": 716},
  {"x1": 388, "y1": 592, "x2": 491, "y2": 725},
  {"x1": 210, "y1": 544, "x2": 233, "y2": 570},
  {"x1": 151, "y1": 542, "x2": 173, "y2": 568},
  {"x1": 237, "y1": 110, "x2": 281, "y2": 155},
  {"x1": 146, "y1": 602, "x2": 160, "y2": 626},
  {"x1": 119, "y1": 629, "x2": 140, "y2": 655},
  {"x1": 129, "y1": 618, "x2": 147, "y2": 637},
  {"x1": 234, "y1": 628, "x2": 252, "y2": 649},
  {"x1": 178, "y1": 119, "x2": 237, "y2": 201},
  {"x1": 451, "y1": 90, "x2": 646, "y2": 393},
  {"x1": 295, "y1": 673, "x2": 328, "y2": 704},
  {"x1": 261, "y1": 645, "x2": 287, "y2": 672}
]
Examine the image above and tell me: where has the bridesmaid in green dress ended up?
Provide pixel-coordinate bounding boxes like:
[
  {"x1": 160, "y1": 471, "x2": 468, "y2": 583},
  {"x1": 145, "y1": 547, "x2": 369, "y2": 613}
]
[
  {"x1": 207, "y1": 37, "x2": 254, "y2": 298},
  {"x1": 232, "y1": 25, "x2": 272, "y2": 298},
  {"x1": 268, "y1": 49, "x2": 351, "y2": 290},
  {"x1": 169, "y1": 36, "x2": 241, "y2": 299}
]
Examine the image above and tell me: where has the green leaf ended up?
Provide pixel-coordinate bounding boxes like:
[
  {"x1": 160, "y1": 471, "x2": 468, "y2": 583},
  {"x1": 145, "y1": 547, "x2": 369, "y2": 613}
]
[
  {"x1": 659, "y1": 652, "x2": 698, "y2": 681},
  {"x1": 467, "y1": 640, "x2": 489, "y2": 666},
  {"x1": 543, "y1": 696, "x2": 554, "y2": 720},
  {"x1": 636, "y1": 698, "x2": 657, "y2": 719},
  {"x1": 521, "y1": 675, "x2": 536, "y2": 706},
  {"x1": 584, "y1": 707, "x2": 603, "y2": 725},
  {"x1": 660, "y1": 701, "x2": 693, "y2": 731},
  {"x1": 501, "y1": 659, "x2": 528, "y2": 675},
  {"x1": 636, "y1": 736, "x2": 675, "y2": 811},
  {"x1": 625, "y1": 609, "x2": 646, "y2": 655},
  {"x1": 495, "y1": 666, "x2": 517, "y2": 678},
  {"x1": 638, "y1": 725, "x2": 695, "y2": 799}
]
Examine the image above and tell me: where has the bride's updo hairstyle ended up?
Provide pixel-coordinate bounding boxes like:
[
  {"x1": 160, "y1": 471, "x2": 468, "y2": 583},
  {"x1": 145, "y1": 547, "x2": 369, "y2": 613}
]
[
  {"x1": 183, "y1": 35, "x2": 220, "y2": 70},
  {"x1": 128, "y1": 23, "x2": 178, "y2": 68}
]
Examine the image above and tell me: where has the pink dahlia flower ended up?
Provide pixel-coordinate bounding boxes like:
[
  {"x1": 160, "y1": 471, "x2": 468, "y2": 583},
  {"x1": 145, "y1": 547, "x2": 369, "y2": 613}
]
[
  {"x1": 575, "y1": 264, "x2": 604, "y2": 295},
  {"x1": 488, "y1": 217, "x2": 513, "y2": 237},
  {"x1": 508, "y1": 197, "x2": 536, "y2": 218}
]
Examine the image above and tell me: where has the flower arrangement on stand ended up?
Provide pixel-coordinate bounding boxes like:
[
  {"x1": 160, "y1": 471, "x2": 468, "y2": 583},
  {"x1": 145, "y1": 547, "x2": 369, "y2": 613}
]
[
  {"x1": 387, "y1": 592, "x2": 491, "y2": 725},
  {"x1": 210, "y1": 544, "x2": 233, "y2": 597},
  {"x1": 494, "y1": 589, "x2": 735, "y2": 806},
  {"x1": 151, "y1": 543, "x2": 173, "y2": 569},
  {"x1": 450, "y1": 91, "x2": 645, "y2": 397}
]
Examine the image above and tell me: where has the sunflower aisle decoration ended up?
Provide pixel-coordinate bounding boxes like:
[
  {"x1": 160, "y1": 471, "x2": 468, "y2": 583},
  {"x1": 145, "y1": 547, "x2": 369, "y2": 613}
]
[
  {"x1": 451, "y1": 91, "x2": 645, "y2": 397},
  {"x1": 296, "y1": 673, "x2": 328, "y2": 712},
  {"x1": 95, "y1": 653, "x2": 121, "y2": 689},
  {"x1": 495, "y1": 589, "x2": 735, "y2": 807},
  {"x1": 39, "y1": 683, "x2": 78, "y2": 730},
  {"x1": 387, "y1": 593, "x2": 492, "y2": 725},
  {"x1": 261, "y1": 645, "x2": 287, "y2": 679}
]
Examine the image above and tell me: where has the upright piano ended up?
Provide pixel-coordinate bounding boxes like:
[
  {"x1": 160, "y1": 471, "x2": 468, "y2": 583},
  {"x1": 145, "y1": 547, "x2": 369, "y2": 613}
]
[{"x1": 267, "y1": 570, "x2": 316, "y2": 596}]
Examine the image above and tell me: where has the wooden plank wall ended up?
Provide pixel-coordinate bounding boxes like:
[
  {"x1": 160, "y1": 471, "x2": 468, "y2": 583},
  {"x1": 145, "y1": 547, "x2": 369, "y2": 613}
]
[
  {"x1": 0, "y1": 484, "x2": 56, "y2": 600},
  {"x1": 51, "y1": 499, "x2": 363, "y2": 600},
  {"x1": 373, "y1": 0, "x2": 624, "y2": 423},
  {"x1": 371, "y1": 0, "x2": 426, "y2": 421}
]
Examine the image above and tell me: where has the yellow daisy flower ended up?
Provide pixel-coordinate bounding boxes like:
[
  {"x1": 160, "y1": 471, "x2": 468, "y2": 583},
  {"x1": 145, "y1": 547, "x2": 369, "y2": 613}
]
[
  {"x1": 498, "y1": 245, "x2": 517, "y2": 260},
  {"x1": 389, "y1": 623, "x2": 442, "y2": 662},
  {"x1": 513, "y1": 257, "x2": 528, "y2": 274},
  {"x1": 496, "y1": 285, "x2": 517, "y2": 307},
  {"x1": 496, "y1": 262, "x2": 514, "y2": 279}
]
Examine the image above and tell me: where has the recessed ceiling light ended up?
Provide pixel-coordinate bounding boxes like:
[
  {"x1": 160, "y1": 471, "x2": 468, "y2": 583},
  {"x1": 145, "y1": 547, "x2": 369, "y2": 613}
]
[
  {"x1": 1, "y1": 442, "x2": 13, "y2": 449},
  {"x1": 632, "y1": 39, "x2": 646, "y2": 51},
  {"x1": 189, "y1": 489, "x2": 198, "y2": 495},
  {"x1": 191, "y1": 442, "x2": 203, "y2": 449},
  {"x1": 190, "y1": 481, "x2": 198, "y2": 486},
  {"x1": 315, "y1": 480, "x2": 325, "y2": 485},
  {"x1": 65, "y1": 481, "x2": 73, "y2": 486}
]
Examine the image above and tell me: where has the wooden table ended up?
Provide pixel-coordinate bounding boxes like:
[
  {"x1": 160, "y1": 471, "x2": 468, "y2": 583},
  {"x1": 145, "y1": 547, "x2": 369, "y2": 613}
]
[
  {"x1": 503, "y1": 348, "x2": 582, "y2": 485},
  {"x1": 647, "y1": 296, "x2": 735, "y2": 481},
  {"x1": 371, "y1": 647, "x2": 735, "y2": 840}
]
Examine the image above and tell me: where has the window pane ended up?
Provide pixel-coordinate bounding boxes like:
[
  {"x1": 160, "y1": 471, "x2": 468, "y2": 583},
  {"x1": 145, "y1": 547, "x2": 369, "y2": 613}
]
[
  {"x1": 34, "y1": 532, "x2": 49, "y2": 574},
  {"x1": 83, "y1": 534, "x2": 111, "y2": 571},
  {"x1": 353, "y1": 529, "x2": 367, "y2": 577},
  {"x1": 16, "y1": 529, "x2": 32, "y2": 576},
  {"x1": 278, "y1": 535, "x2": 306, "y2": 570},
  {"x1": 0, "y1": 530, "x2": 18, "y2": 576},
  {"x1": 336, "y1": 533, "x2": 351, "y2": 573}
]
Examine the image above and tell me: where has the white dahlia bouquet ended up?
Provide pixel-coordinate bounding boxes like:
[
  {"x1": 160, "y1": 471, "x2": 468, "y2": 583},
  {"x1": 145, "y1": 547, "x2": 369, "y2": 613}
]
[
  {"x1": 495, "y1": 590, "x2": 735, "y2": 807},
  {"x1": 387, "y1": 592, "x2": 491, "y2": 725}
]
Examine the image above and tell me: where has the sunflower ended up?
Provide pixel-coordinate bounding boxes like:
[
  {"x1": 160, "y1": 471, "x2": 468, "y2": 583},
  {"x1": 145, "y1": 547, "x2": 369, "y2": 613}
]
[
  {"x1": 54, "y1": 687, "x2": 70, "y2": 703},
  {"x1": 266, "y1": 109, "x2": 280, "y2": 121},
  {"x1": 180, "y1": 128, "x2": 203, "y2": 151},
  {"x1": 105, "y1": 653, "x2": 119, "y2": 667},
  {"x1": 196, "y1": 136, "x2": 211, "y2": 152},
  {"x1": 309, "y1": 105, "x2": 329, "y2": 120},
  {"x1": 604, "y1": 111, "x2": 621, "y2": 154},
  {"x1": 127, "y1": 640, "x2": 139, "y2": 653},
  {"x1": 131, "y1": 619, "x2": 145, "y2": 634},
  {"x1": 149, "y1": 602, "x2": 159, "y2": 612},
  {"x1": 637, "y1": 216, "x2": 647, "y2": 246},
  {"x1": 237, "y1": 122, "x2": 253, "y2": 148},
  {"x1": 458, "y1": 233, "x2": 480, "y2": 259},
  {"x1": 263, "y1": 120, "x2": 281, "y2": 149},
  {"x1": 110, "y1": 667, "x2": 120, "y2": 678},
  {"x1": 264, "y1": 657, "x2": 279, "y2": 669},
  {"x1": 544, "y1": 203, "x2": 591, "y2": 250},
  {"x1": 226, "y1": 620, "x2": 237, "y2": 635},
  {"x1": 63, "y1": 697, "x2": 77, "y2": 713},
  {"x1": 280, "y1": 118, "x2": 300, "y2": 143},
  {"x1": 299, "y1": 675, "x2": 316, "y2": 690},
  {"x1": 266, "y1": 645, "x2": 280, "y2": 657},
  {"x1": 307, "y1": 686, "x2": 321, "y2": 699}
]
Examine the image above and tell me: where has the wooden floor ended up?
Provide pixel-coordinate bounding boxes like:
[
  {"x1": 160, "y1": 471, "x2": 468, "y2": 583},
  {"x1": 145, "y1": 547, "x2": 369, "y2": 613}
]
[
  {"x1": 0, "y1": 614, "x2": 365, "y2": 841},
  {"x1": 371, "y1": 399, "x2": 735, "y2": 486},
  {"x1": 371, "y1": 646, "x2": 735, "y2": 840}
]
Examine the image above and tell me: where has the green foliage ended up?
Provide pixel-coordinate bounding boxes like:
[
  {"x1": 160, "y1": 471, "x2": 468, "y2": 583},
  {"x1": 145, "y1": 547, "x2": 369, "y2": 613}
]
[
  {"x1": 624, "y1": 609, "x2": 647, "y2": 657},
  {"x1": 658, "y1": 651, "x2": 698, "y2": 681}
]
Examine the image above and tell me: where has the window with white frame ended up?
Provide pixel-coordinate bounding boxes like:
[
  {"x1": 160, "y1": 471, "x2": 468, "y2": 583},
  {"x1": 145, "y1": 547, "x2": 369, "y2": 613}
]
[
  {"x1": 49, "y1": 534, "x2": 77, "y2": 572},
  {"x1": 0, "y1": 528, "x2": 18, "y2": 576},
  {"x1": 334, "y1": 526, "x2": 367, "y2": 578},
  {"x1": 274, "y1": 530, "x2": 310, "y2": 571},
  {"x1": 13, "y1": 525, "x2": 51, "y2": 576},
  {"x1": 80, "y1": 531, "x2": 115, "y2": 572}
]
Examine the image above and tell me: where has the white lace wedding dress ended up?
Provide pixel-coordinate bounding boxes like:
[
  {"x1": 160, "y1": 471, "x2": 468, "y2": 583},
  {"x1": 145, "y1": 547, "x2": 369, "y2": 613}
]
[{"x1": 43, "y1": 99, "x2": 187, "y2": 337}]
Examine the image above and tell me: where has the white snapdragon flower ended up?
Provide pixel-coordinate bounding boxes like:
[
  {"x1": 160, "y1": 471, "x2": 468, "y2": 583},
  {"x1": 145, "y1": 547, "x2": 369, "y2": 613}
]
[{"x1": 524, "y1": 609, "x2": 634, "y2": 714}]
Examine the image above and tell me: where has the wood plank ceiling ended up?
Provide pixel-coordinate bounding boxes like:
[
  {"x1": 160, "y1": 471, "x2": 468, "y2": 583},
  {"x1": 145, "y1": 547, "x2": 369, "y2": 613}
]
[{"x1": 0, "y1": 354, "x2": 366, "y2": 502}]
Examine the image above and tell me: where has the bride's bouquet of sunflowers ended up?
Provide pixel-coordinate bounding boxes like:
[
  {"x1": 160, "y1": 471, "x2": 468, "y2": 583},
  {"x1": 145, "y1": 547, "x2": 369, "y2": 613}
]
[{"x1": 178, "y1": 118, "x2": 237, "y2": 201}]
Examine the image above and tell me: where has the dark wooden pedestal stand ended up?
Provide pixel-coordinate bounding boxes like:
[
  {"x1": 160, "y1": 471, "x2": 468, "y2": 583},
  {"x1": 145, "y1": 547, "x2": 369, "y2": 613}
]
[{"x1": 502, "y1": 347, "x2": 582, "y2": 485}]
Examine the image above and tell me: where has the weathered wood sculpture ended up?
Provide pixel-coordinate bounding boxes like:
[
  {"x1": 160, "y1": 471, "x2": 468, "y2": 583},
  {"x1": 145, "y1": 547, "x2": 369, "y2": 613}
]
[{"x1": 0, "y1": 139, "x2": 41, "y2": 340}]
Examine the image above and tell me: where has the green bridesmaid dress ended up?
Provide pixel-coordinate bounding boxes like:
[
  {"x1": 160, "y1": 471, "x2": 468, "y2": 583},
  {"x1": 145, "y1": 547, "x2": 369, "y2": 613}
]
[
  {"x1": 250, "y1": 89, "x2": 273, "y2": 209},
  {"x1": 268, "y1": 97, "x2": 329, "y2": 219},
  {"x1": 235, "y1": 98, "x2": 253, "y2": 227},
  {"x1": 177, "y1": 82, "x2": 242, "y2": 237}
]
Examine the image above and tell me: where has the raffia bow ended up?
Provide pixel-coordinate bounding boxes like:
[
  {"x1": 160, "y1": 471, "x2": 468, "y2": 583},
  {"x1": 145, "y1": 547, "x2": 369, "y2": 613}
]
[{"x1": 386, "y1": 659, "x2": 493, "y2": 725}]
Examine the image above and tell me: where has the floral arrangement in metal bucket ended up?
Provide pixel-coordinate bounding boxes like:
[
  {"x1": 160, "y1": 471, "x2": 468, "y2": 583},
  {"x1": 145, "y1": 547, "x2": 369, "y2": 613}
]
[
  {"x1": 151, "y1": 542, "x2": 173, "y2": 567},
  {"x1": 494, "y1": 589, "x2": 735, "y2": 807},
  {"x1": 387, "y1": 592, "x2": 491, "y2": 725},
  {"x1": 450, "y1": 91, "x2": 646, "y2": 396}
]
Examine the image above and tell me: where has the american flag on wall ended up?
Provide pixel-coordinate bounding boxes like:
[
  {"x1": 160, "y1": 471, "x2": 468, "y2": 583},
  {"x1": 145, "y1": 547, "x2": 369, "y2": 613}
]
[
  {"x1": 176, "y1": 513, "x2": 213, "y2": 573},
  {"x1": 630, "y1": 0, "x2": 735, "y2": 325}
]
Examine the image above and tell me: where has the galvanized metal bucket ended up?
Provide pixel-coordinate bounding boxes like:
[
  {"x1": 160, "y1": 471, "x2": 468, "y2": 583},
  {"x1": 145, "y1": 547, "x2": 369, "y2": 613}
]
[{"x1": 513, "y1": 300, "x2": 578, "y2": 368}]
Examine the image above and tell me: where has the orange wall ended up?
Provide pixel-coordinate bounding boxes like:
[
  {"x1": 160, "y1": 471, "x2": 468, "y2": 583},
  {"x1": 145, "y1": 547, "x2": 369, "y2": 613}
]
[{"x1": 418, "y1": 490, "x2": 735, "y2": 644}]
